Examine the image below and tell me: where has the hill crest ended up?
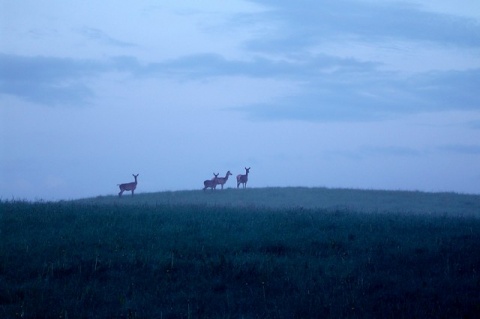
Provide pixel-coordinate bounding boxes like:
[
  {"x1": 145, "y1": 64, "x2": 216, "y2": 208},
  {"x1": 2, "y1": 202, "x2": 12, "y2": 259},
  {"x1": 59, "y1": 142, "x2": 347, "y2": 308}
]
[{"x1": 78, "y1": 186, "x2": 480, "y2": 216}]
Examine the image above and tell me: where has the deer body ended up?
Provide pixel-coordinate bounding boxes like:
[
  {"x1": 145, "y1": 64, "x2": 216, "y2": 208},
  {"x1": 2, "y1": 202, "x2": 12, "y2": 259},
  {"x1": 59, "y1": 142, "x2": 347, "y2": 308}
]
[
  {"x1": 203, "y1": 173, "x2": 219, "y2": 191},
  {"x1": 216, "y1": 171, "x2": 232, "y2": 189},
  {"x1": 237, "y1": 167, "x2": 250, "y2": 189},
  {"x1": 118, "y1": 174, "x2": 139, "y2": 197}
]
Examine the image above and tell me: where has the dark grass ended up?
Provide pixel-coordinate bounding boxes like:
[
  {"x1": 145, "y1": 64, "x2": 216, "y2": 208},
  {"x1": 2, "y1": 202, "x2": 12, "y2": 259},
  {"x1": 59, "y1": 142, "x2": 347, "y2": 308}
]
[{"x1": 1, "y1": 189, "x2": 480, "y2": 318}]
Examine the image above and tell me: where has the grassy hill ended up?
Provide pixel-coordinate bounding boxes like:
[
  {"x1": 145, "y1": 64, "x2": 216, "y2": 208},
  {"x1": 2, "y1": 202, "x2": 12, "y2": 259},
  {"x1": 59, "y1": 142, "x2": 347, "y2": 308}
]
[
  {"x1": 2, "y1": 187, "x2": 480, "y2": 318},
  {"x1": 81, "y1": 186, "x2": 480, "y2": 216}
]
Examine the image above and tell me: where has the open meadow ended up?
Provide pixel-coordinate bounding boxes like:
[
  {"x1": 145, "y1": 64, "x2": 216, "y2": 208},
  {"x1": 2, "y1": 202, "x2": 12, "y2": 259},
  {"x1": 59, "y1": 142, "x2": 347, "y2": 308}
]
[{"x1": 1, "y1": 187, "x2": 480, "y2": 318}]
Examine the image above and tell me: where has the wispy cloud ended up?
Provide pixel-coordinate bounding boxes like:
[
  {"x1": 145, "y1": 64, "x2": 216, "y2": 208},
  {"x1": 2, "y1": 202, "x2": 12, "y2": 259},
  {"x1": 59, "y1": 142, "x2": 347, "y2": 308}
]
[
  {"x1": 327, "y1": 145, "x2": 422, "y2": 161},
  {"x1": 467, "y1": 120, "x2": 480, "y2": 130},
  {"x1": 0, "y1": 54, "x2": 146, "y2": 106},
  {"x1": 78, "y1": 27, "x2": 136, "y2": 48},
  {"x1": 0, "y1": 54, "x2": 107, "y2": 105},
  {"x1": 438, "y1": 144, "x2": 480, "y2": 155},
  {"x1": 361, "y1": 145, "x2": 422, "y2": 157},
  {"x1": 137, "y1": 53, "x2": 377, "y2": 79},
  {"x1": 209, "y1": 0, "x2": 480, "y2": 121},
  {"x1": 122, "y1": 54, "x2": 475, "y2": 121},
  {"x1": 242, "y1": 0, "x2": 480, "y2": 52},
  {"x1": 407, "y1": 69, "x2": 480, "y2": 109},
  {"x1": 238, "y1": 68, "x2": 480, "y2": 121},
  {"x1": 129, "y1": 53, "x2": 479, "y2": 120},
  {"x1": 2, "y1": 0, "x2": 479, "y2": 118},
  {"x1": 128, "y1": 0, "x2": 479, "y2": 121},
  {"x1": 3, "y1": 51, "x2": 479, "y2": 119}
]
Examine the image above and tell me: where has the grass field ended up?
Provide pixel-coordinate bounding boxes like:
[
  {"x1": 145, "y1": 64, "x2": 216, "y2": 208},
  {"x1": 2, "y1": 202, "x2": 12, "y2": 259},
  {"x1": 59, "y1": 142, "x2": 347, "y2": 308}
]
[{"x1": 1, "y1": 187, "x2": 480, "y2": 318}]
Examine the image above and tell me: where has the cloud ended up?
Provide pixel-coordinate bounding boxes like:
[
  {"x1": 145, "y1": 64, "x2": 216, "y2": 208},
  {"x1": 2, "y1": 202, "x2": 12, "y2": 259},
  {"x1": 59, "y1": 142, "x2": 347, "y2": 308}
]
[
  {"x1": 238, "y1": 68, "x2": 480, "y2": 121},
  {"x1": 137, "y1": 52, "x2": 377, "y2": 79},
  {"x1": 78, "y1": 27, "x2": 136, "y2": 48},
  {"x1": 3, "y1": 0, "x2": 479, "y2": 118},
  {"x1": 0, "y1": 54, "x2": 107, "y2": 105},
  {"x1": 467, "y1": 120, "x2": 480, "y2": 130},
  {"x1": 123, "y1": 0, "x2": 480, "y2": 122},
  {"x1": 360, "y1": 145, "x2": 421, "y2": 157},
  {"x1": 0, "y1": 54, "x2": 136, "y2": 106},
  {"x1": 4, "y1": 51, "x2": 477, "y2": 120},
  {"x1": 407, "y1": 69, "x2": 480, "y2": 109},
  {"x1": 438, "y1": 144, "x2": 480, "y2": 155},
  {"x1": 3, "y1": 44, "x2": 479, "y2": 120},
  {"x1": 242, "y1": 0, "x2": 480, "y2": 53},
  {"x1": 222, "y1": 1, "x2": 480, "y2": 121},
  {"x1": 323, "y1": 145, "x2": 422, "y2": 162}
]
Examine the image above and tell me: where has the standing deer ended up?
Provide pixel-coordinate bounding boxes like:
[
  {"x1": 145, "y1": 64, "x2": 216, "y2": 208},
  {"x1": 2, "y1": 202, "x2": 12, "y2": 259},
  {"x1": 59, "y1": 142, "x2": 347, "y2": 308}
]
[
  {"x1": 203, "y1": 173, "x2": 219, "y2": 191},
  {"x1": 237, "y1": 167, "x2": 250, "y2": 189},
  {"x1": 118, "y1": 174, "x2": 139, "y2": 197},
  {"x1": 216, "y1": 171, "x2": 232, "y2": 189}
]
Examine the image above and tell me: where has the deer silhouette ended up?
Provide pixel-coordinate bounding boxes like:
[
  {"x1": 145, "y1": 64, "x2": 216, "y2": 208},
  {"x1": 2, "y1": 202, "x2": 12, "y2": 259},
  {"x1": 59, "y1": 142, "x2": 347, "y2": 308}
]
[{"x1": 118, "y1": 174, "x2": 139, "y2": 197}]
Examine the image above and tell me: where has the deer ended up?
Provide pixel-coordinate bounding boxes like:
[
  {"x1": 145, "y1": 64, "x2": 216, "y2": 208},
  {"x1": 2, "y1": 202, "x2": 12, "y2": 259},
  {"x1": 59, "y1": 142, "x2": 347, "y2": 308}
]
[
  {"x1": 203, "y1": 173, "x2": 219, "y2": 191},
  {"x1": 216, "y1": 171, "x2": 232, "y2": 189},
  {"x1": 118, "y1": 174, "x2": 139, "y2": 197},
  {"x1": 237, "y1": 167, "x2": 250, "y2": 189}
]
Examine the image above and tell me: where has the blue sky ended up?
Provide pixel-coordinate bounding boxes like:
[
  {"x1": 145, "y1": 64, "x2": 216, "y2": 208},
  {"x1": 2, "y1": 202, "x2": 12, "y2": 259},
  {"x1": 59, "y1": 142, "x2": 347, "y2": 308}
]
[{"x1": 1, "y1": 0, "x2": 480, "y2": 200}]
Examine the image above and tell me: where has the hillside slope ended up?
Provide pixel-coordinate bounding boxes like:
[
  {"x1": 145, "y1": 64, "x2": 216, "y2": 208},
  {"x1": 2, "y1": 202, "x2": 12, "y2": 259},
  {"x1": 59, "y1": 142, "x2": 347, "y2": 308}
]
[{"x1": 79, "y1": 187, "x2": 480, "y2": 216}]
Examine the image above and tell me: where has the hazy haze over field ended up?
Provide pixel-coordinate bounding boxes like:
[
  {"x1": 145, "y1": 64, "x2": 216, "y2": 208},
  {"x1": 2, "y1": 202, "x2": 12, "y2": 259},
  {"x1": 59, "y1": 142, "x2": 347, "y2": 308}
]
[{"x1": 1, "y1": 0, "x2": 480, "y2": 200}]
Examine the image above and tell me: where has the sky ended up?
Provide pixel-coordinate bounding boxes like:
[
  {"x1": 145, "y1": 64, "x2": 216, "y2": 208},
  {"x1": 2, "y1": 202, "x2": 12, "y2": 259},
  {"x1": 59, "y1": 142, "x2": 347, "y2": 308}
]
[{"x1": 1, "y1": 0, "x2": 480, "y2": 200}]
